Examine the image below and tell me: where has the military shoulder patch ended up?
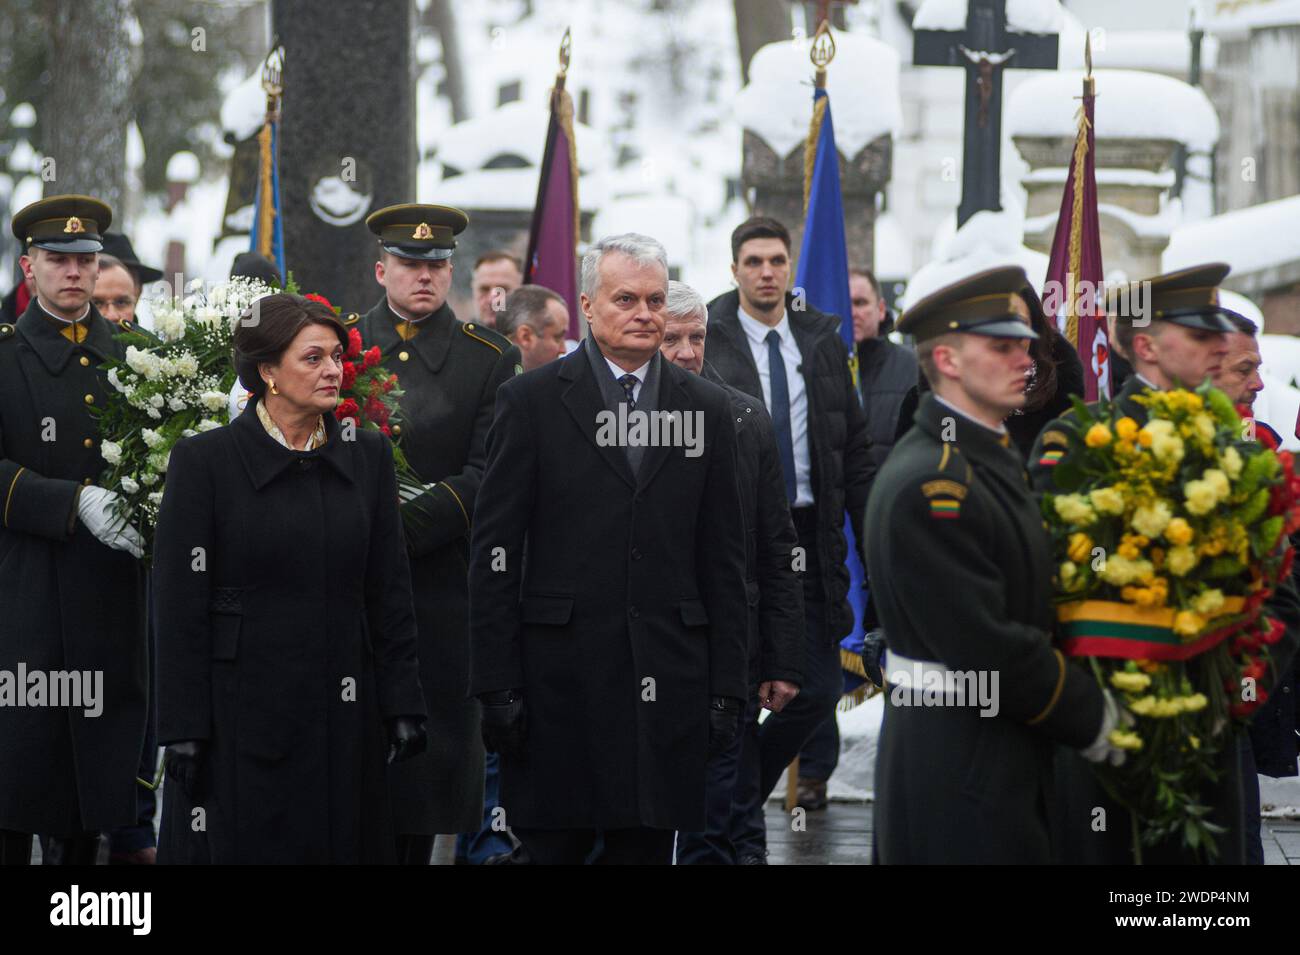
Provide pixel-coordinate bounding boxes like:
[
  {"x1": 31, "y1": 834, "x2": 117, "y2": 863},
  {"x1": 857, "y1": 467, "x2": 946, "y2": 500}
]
[
  {"x1": 1039, "y1": 429, "x2": 1071, "y2": 450},
  {"x1": 922, "y1": 479, "x2": 967, "y2": 500},
  {"x1": 1038, "y1": 449, "x2": 1066, "y2": 468},
  {"x1": 928, "y1": 498, "x2": 961, "y2": 520}
]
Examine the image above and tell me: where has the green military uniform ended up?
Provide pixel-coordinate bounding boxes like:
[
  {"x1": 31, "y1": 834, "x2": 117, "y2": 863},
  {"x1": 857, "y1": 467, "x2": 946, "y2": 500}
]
[
  {"x1": 1028, "y1": 262, "x2": 1300, "y2": 864},
  {"x1": 867, "y1": 266, "x2": 1105, "y2": 864},
  {"x1": 0, "y1": 197, "x2": 147, "y2": 858},
  {"x1": 355, "y1": 204, "x2": 521, "y2": 840}
]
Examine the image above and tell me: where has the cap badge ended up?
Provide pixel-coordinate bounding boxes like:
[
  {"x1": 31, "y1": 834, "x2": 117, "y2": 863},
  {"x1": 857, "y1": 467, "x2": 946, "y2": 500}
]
[
  {"x1": 412, "y1": 222, "x2": 433, "y2": 240},
  {"x1": 63, "y1": 216, "x2": 85, "y2": 234}
]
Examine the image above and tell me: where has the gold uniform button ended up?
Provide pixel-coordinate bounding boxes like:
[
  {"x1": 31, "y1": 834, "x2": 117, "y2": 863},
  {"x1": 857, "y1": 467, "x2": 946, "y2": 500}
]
[
  {"x1": 392, "y1": 424, "x2": 402, "y2": 436},
  {"x1": 79, "y1": 356, "x2": 90, "y2": 367},
  {"x1": 83, "y1": 478, "x2": 93, "y2": 486},
  {"x1": 83, "y1": 438, "x2": 93, "y2": 449},
  {"x1": 84, "y1": 394, "x2": 94, "y2": 404},
  {"x1": 398, "y1": 351, "x2": 409, "y2": 362}
]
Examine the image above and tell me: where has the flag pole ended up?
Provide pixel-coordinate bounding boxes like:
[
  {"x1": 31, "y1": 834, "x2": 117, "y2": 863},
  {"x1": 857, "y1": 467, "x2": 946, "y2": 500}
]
[
  {"x1": 256, "y1": 44, "x2": 284, "y2": 266},
  {"x1": 803, "y1": 21, "x2": 835, "y2": 213}
]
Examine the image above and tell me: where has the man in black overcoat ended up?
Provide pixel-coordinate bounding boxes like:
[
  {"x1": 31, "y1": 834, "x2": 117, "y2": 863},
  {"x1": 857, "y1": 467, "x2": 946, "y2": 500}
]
[
  {"x1": 0, "y1": 196, "x2": 147, "y2": 865},
  {"x1": 468, "y1": 234, "x2": 750, "y2": 864},
  {"x1": 658, "y1": 280, "x2": 804, "y2": 865},
  {"x1": 353, "y1": 203, "x2": 521, "y2": 863}
]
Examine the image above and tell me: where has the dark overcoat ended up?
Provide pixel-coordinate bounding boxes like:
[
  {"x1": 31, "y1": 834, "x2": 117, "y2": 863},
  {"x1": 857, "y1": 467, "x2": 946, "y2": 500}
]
[
  {"x1": 867, "y1": 394, "x2": 1103, "y2": 863},
  {"x1": 468, "y1": 346, "x2": 750, "y2": 831},
  {"x1": 1029, "y1": 375, "x2": 1300, "y2": 864},
  {"x1": 704, "y1": 289, "x2": 873, "y2": 645},
  {"x1": 355, "y1": 298, "x2": 519, "y2": 833},
  {"x1": 0, "y1": 301, "x2": 146, "y2": 836},
  {"x1": 153, "y1": 401, "x2": 425, "y2": 863},
  {"x1": 702, "y1": 362, "x2": 803, "y2": 688}
]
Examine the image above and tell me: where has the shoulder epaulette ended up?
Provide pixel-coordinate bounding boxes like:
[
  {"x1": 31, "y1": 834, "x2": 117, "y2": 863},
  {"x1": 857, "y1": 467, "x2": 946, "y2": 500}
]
[
  {"x1": 935, "y1": 442, "x2": 973, "y2": 483},
  {"x1": 460, "y1": 321, "x2": 505, "y2": 355}
]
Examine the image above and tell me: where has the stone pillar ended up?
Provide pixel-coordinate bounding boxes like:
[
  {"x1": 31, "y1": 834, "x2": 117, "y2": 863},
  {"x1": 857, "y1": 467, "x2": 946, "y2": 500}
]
[{"x1": 1015, "y1": 135, "x2": 1180, "y2": 281}]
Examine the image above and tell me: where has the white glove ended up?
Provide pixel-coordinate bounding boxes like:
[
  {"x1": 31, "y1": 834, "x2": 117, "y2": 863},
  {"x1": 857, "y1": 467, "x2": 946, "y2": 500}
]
[
  {"x1": 77, "y1": 486, "x2": 145, "y2": 559},
  {"x1": 398, "y1": 481, "x2": 434, "y2": 504},
  {"x1": 1080, "y1": 690, "x2": 1131, "y2": 767}
]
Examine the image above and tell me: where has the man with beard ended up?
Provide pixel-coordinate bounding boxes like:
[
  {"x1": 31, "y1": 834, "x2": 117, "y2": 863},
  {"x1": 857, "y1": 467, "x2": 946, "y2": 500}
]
[{"x1": 354, "y1": 203, "x2": 520, "y2": 864}]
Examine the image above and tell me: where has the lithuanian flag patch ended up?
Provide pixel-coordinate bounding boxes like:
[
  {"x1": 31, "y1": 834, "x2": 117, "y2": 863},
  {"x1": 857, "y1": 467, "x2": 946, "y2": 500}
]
[
  {"x1": 1038, "y1": 449, "x2": 1065, "y2": 468},
  {"x1": 928, "y1": 498, "x2": 961, "y2": 520}
]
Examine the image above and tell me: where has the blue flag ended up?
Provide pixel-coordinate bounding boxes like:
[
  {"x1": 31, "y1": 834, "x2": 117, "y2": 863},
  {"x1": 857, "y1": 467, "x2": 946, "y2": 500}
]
[
  {"x1": 250, "y1": 118, "x2": 286, "y2": 279},
  {"x1": 794, "y1": 88, "x2": 869, "y2": 700}
]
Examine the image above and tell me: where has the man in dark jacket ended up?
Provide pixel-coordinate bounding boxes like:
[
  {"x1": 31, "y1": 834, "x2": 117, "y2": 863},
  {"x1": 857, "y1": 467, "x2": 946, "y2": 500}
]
[
  {"x1": 871, "y1": 266, "x2": 1116, "y2": 863},
  {"x1": 353, "y1": 203, "x2": 520, "y2": 864},
  {"x1": 468, "y1": 234, "x2": 749, "y2": 864},
  {"x1": 0, "y1": 196, "x2": 147, "y2": 865},
  {"x1": 660, "y1": 280, "x2": 804, "y2": 865},
  {"x1": 852, "y1": 267, "x2": 916, "y2": 470},
  {"x1": 703, "y1": 217, "x2": 874, "y2": 862}
]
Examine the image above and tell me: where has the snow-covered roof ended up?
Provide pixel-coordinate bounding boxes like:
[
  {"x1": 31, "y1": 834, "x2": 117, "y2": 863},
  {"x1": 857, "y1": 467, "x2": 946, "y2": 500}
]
[
  {"x1": 593, "y1": 194, "x2": 695, "y2": 266},
  {"x1": 220, "y1": 70, "x2": 266, "y2": 142},
  {"x1": 433, "y1": 100, "x2": 606, "y2": 176},
  {"x1": 9, "y1": 103, "x2": 35, "y2": 128},
  {"x1": 1006, "y1": 69, "x2": 1219, "y2": 150},
  {"x1": 874, "y1": 212, "x2": 913, "y2": 279},
  {"x1": 913, "y1": 0, "x2": 1065, "y2": 34},
  {"x1": 1089, "y1": 30, "x2": 1219, "y2": 74},
  {"x1": 1202, "y1": 0, "x2": 1300, "y2": 34},
  {"x1": 1164, "y1": 194, "x2": 1300, "y2": 276},
  {"x1": 901, "y1": 207, "x2": 1050, "y2": 308},
  {"x1": 735, "y1": 32, "x2": 901, "y2": 159},
  {"x1": 426, "y1": 166, "x2": 601, "y2": 213}
]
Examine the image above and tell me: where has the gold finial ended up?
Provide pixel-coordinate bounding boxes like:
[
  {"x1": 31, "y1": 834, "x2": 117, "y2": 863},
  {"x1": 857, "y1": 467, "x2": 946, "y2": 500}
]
[
  {"x1": 810, "y1": 21, "x2": 835, "y2": 89},
  {"x1": 262, "y1": 44, "x2": 285, "y2": 98},
  {"x1": 559, "y1": 27, "x2": 572, "y2": 76},
  {"x1": 1083, "y1": 32, "x2": 1096, "y2": 96}
]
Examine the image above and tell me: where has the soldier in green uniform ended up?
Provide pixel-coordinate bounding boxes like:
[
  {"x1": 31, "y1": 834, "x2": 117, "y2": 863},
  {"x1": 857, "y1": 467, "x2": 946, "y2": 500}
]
[
  {"x1": 1029, "y1": 263, "x2": 1300, "y2": 864},
  {"x1": 0, "y1": 196, "x2": 147, "y2": 865},
  {"x1": 352, "y1": 203, "x2": 521, "y2": 864},
  {"x1": 866, "y1": 266, "x2": 1117, "y2": 864}
]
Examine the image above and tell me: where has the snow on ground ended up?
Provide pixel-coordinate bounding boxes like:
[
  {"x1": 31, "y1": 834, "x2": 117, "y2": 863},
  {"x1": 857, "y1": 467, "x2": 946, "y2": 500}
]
[{"x1": 828, "y1": 692, "x2": 884, "y2": 801}]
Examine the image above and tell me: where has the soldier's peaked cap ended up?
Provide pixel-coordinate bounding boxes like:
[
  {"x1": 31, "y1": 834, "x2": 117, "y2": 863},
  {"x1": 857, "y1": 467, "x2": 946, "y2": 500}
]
[
  {"x1": 11, "y1": 195, "x2": 113, "y2": 254},
  {"x1": 366, "y1": 203, "x2": 468, "y2": 261},
  {"x1": 897, "y1": 265, "x2": 1040, "y2": 343},
  {"x1": 1107, "y1": 262, "x2": 1240, "y2": 334}
]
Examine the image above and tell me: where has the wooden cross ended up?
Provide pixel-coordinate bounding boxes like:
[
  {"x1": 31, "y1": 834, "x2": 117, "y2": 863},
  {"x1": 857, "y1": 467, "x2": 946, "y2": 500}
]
[{"x1": 913, "y1": 0, "x2": 1059, "y2": 226}]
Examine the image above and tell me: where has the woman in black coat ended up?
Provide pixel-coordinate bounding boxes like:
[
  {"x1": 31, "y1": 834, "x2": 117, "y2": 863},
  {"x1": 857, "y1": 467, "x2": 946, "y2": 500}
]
[{"x1": 153, "y1": 294, "x2": 427, "y2": 864}]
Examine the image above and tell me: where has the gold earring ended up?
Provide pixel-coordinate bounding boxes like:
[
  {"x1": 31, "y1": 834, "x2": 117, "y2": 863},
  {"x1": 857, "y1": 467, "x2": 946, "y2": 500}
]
[{"x1": 269, "y1": 379, "x2": 279, "y2": 395}]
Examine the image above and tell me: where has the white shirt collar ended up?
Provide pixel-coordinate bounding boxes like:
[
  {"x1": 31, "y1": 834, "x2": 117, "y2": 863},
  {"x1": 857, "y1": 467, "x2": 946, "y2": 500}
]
[
  {"x1": 1135, "y1": 372, "x2": 1160, "y2": 390},
  {"x1": 605, "y1": 356, "x2": 650, "y2": 383},
  {"x1": 736, "y1": 303, "x2": 790, "y2": 346},
  {"x1": 388, "y1": 300, "x2": 430, "y2": 324},
  {"x1": 934, "y1": 394, "x2": 1009, "y2": 435},
  {"x1": 38, "y1": 299, "x2": 90, "y2": 324}
]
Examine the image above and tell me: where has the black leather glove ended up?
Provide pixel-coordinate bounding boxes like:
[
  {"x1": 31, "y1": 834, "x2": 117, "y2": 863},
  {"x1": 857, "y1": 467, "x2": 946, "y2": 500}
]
[
  {"x1": 385, "y1": 715, "x2": 428, "y2": 764},
  {"x1": 707, "y1": 696, "x2": 742, "y2": 759},
  {"x1": 861, "y1": 629, "x2": 887, "y2": 688},
  {"x1": 480, "y1": 689, "x2": 527, "y2": 758},
  {"x1": 163, "y1": 739, "x2": 208, "y2": 800}
]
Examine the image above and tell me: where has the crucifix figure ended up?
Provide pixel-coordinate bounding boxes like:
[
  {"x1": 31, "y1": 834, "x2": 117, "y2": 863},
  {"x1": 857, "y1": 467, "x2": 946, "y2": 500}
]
[{"x1": 913, "y1": 0, "x2": 1059, "y2": 226}]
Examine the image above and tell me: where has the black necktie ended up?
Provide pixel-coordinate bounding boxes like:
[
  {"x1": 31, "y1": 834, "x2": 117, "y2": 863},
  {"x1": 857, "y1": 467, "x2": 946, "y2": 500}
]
[
  {"x1": 765, "y1": 329, "x2": 797, "y2": 504},
  {"x1": 619, "y1": 373, "x2": 638, "y2": 411}
]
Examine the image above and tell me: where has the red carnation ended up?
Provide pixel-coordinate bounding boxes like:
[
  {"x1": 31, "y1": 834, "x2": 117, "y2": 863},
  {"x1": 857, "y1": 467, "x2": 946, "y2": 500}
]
[
  {"x1": 304, "y1": 292, "x2": 334, "y2": 310},
  {"x1": 335, "y1": 398, "x2": 360, "y2": 422},
  {"x1": 346, "y1": 328, "x2": 363, "y2": 359},
  {"x1": 380, "y1": 424, "x2": 392, "y2": 437},
  {"x1": 363, "y1": 346, "x2": 381, "y2": 369},
  {"x1": 341, "y1": 362, "x2": 358, "y2": 391},
  {"x1": 364, "y1": 396, "x2": 389, "y2": 426},
  {"x1": 383, "y1": 374, "x2": 398, "y2": 394}
]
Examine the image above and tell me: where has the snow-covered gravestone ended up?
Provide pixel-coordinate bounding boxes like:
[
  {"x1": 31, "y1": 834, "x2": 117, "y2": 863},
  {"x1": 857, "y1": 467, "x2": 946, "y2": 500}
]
[
  {"x1": 1008, "y1": 69, "x2": 1220, "y2": 282},
  {"x1": 735, "y1": 32, "x2": 900, "y2": 269}
]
